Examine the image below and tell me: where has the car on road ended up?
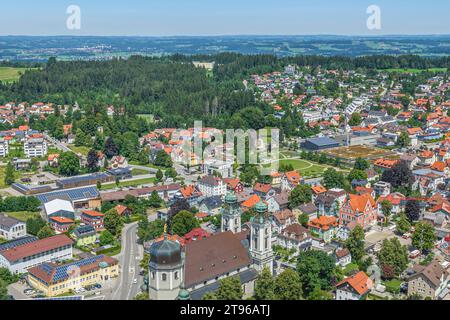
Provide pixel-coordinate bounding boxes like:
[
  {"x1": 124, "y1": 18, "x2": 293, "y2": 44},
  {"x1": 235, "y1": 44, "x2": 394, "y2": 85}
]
[
  {"x1": 93, "y1": 283, "x2": 102, "y2": 289},
  {"x1": 24, "y1": 289, "x2": 36, "y2": 295},
  {"x1": 133, "y1": 278, "x2": 138, "y2": 284}
]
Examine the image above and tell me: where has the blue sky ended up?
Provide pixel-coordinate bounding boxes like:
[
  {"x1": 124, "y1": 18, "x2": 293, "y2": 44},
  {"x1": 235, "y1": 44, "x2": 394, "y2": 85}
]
[{"x1": 1, "y1": 0, "x2": 449, "y2": 36}]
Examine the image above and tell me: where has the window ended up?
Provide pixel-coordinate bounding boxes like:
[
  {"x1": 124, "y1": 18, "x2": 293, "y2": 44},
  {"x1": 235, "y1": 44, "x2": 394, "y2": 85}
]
[
  {"x1": 162, "y1": 273, "x2": 167, "y2": 281},
  {"x1": 174, "y1": 271, "x2": 179, "y2": 280}
]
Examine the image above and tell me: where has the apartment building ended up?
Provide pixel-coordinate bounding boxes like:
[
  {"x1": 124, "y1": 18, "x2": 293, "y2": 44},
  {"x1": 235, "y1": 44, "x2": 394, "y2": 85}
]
[
  {"x1": 0, "y1": 138, "x2": 9, "y2": 157},
  {"x1": 24, "y1": 137, "x2": 48, "y2": 158}
]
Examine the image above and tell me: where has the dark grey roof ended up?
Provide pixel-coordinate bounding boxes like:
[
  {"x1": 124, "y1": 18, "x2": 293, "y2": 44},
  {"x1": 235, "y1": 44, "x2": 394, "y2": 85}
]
[
  {"x1": 298, "y1": 202, "x2": 318, "y2": 214},
  {"x1": 189, "y1": 268, "x2": 258, "y2": 300},
  {"x1": 57, "y1": 173, "x2": 111, "y2": 187},
  {"x1": 199, "y1": 196, "x2": 223, "y2": 210},
  {"x1": 149, "y1": 238, "x2": 182, "y2": 266},
  {"x1": 305, "y1": 137, "x2": 339, "y2": 147},
  {"x1": 36, "y1": 186, "x2": 100, "y2": 203},
  {"x1": 0, "y1": 214, "x2": 23, "y2": 230},
  {"x1": 73, "y1": 225, "x2": 96, "y2": 237}
]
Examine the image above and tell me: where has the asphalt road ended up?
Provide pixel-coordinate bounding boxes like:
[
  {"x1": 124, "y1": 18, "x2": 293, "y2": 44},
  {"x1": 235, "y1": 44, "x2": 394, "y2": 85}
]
[{"x1": 109, "y1": 222, "x2": 144, "y2": 300}]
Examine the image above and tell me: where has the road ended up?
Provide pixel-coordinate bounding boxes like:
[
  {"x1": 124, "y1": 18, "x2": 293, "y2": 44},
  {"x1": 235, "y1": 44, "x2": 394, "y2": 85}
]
[
  {"x1": 44, "y1": 133, "x2": 72, "y2": 153},
  {"x1": 109, "y1": 222, "x2": 144, "y2": 300}
]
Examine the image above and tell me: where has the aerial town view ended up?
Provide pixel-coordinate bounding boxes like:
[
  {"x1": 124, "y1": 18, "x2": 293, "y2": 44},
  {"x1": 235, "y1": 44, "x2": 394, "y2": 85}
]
[{"x1": 0, "y1": 0, "x2": 449, "y2": 311}]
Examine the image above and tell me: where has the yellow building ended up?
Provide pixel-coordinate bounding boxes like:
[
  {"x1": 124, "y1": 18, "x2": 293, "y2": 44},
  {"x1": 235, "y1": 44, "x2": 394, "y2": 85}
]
[
  {"x1": 72, "y1": 225, "x2": 97, "y2": 247},
  {"x1": 27, "y1": 255, "x2": 119, "y2": 297}
]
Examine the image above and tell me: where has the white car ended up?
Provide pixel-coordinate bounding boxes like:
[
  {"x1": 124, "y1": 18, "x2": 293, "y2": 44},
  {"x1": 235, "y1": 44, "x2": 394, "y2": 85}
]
[{"x1": 132, "y1": 279, "x2": 138, "y2": 284}]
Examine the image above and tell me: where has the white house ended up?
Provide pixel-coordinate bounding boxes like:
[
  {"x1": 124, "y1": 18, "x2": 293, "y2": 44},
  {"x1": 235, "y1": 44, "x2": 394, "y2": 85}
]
[
  {"x1": 0, "y1": 214, "x2": 26, "y2": 240},
  {"x1": 197, "y1": 175, "x2": 227, "y2": 198}
]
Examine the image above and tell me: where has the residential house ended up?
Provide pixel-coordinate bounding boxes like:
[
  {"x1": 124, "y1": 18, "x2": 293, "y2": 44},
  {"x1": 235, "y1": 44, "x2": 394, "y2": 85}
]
[
  {"x1": 272, "y1": 209, "x2": 296, "y2": 234},
  {"x1": 80, "y1": 210, "x2": 105, "y2": 231},
  {"x1": 0, "y1": 139, "x2": 9, "y2": 157},
  {"x1": 49, "y1": 216, "x2": 75, "y2": 234},
  {"x1": 223, "y1": 178, "x2": 244, "y2": 194},
  {"x1": 241, "y1": 194, "x2": 261, "y2": 212},
  {"x1": 277, "y1": 223, "x2": 312, "y2": 255},
  {"x1": 373, "y1": 181, "x2": 391, "y2": 197},
  {"x1": 266, "y1": 191, "x2": 290, "y2": 213},
  {"x1": 281, "y1": 171, "x2": 302, "y2": 191},
  {"x1": 24, "y1": 137, "x2": 47, "y2": 158},
  {"x1": 197, "y1": 175, "x2": 227, "y2": 198},
  {"x1": 198, "y1": 196, "x2": 223, "y2": 215},
  {"x1": 335, "y1": 271, "x2": 373, "y2": 300},
  {"x1": 407, "y1": 261, "x2": 449, "y2": 300},
  {"x1": 308, "y1": 215, "x2": 338, "y2": 243},
  {"x1": 0, "y1": 214, "x2": 26, "y2": 240},
  {"x1": 377, "y1": 193, "x2": 406, "y2": 215},
  {"x1": 253, "y1": 183, "x2": 275, "y2": 199},
  {"x1": 335, "y1": 248, "x2": 352, "y2": 267},
  {"x1": 297, "y1": 202, "x2": 318, "y2": 221},
  {"x1": 72, "y1": 225, "x2": 97, "y2": 247},
  {"x1": 109, "y1": 155, "x2": 128, "y2": 169},
  {"x1": 339, "y1": 193, "x2": 378, "y2": 230}
]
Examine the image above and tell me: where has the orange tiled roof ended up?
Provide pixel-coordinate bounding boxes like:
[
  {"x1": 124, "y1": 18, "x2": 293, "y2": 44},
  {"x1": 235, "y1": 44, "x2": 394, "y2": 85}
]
[
  {"x1": 336, "y1": 271, "x2": 373, "y2": 296},
  {"x1": 431, "y1": 161, "x2": 446, "y2": 172},
  {"x1": 374, "y1": 158, "x2": 399, "y2": 169},
  {"x1": 347, "y1": 193, "x2": 376, "y2": 213},
  {"x1": 311, "y1": 185, "x2": 327, "y2": 194},
  {"x1": 308, "y1": 215, "x2": 337, "y2": 231},
  {"x1": 82, "y1": 210, "x2": 104, "y2": 218},
  {"x1": 241, "y1": 194, "x2": 261, "y2": 208},
  {"x1": 50, "y1": 216, "x2": 74, "y2": 224},
  {"x1": 284, "y1": 171, "x2": 301, "y2": 184}
]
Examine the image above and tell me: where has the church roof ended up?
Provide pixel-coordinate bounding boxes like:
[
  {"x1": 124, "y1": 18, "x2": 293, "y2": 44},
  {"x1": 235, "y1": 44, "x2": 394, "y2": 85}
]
[{"x1": 184, "y1": 231, "x2": 252, "y2": 288}]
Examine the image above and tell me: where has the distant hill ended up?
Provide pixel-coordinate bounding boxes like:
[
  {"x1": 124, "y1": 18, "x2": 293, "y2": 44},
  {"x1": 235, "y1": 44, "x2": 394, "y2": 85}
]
[{"x1": 0, "y1": 35, "x2": 449, "y2": 61}]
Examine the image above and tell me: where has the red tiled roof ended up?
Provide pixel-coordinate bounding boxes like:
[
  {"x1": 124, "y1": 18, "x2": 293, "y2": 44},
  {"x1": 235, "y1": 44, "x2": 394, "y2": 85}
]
[
  {"x1": 0, "y1": 235, "x2": 73, "y2": 262},
  {"x1": 82, "y1": 210, "x2": 104, "y2": 218}
]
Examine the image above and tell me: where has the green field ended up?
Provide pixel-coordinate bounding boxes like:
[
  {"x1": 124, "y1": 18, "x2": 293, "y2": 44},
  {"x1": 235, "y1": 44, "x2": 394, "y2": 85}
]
[
  {"x1": 68, "y1": 145, "x2": 90, "y2": 156},
  {"x1": 279, "y1": 159, "x2": 329, "y2": 178},
  {"x1": 0, "y1": 67, "x2": 34, "y2": 83},
  {"x1": 381, "y1": 68, "x2": 447, "y2": 73}
]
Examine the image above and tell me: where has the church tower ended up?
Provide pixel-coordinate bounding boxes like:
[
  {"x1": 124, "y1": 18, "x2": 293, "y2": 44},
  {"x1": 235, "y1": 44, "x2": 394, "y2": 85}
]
[
  {"x1": 250, "y1": 201, "x2": 274, "y2": 274},
  {"x1": 148, "y1": 227, "x2": 184, "y2": 300},
  {"x1": 221, "y1": 192, "x2": 242, "y2": 234}
]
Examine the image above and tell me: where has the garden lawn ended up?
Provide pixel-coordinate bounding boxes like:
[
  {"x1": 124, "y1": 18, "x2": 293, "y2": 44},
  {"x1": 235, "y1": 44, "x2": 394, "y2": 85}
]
[
  {"x1": 5, "y1": 211, "x2": 40, "y2": 222},
  {"x1": 68, "y1": 145, "x2": 90, "y2": 156},
  {"x1": 279, "y1": 159, "x2": 329, "y2": 178},
  {"x1": 384, "y1": 279, "x2": 402, "y2": 294},
  {"x1": 343, "y1": 263, "x2": 360, "y2": 275}
]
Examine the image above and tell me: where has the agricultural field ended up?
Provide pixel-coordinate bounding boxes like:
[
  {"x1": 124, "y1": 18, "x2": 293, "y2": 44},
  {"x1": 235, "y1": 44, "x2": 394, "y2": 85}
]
[{"x1": 0, "y1": 67, "x2": 34, "y2": 83}]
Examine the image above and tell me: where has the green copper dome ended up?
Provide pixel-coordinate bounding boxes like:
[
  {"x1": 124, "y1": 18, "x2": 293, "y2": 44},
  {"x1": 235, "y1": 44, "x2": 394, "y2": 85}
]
[
  {"x1": 225, "y1": 192, "x2": 238, "y2": 204},
  {"x1": 178, "y1": 289, "x2": 190, "y2": 300},
  {"x1": 255, "y1": 201, "x2": 267, "y2": 214},
  {"x1": 99, "y1": 261, "x2": 109, "y2": 268}
]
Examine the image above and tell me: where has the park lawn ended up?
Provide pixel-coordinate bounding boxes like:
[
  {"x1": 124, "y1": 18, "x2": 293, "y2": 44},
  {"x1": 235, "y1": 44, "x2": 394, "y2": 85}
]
[
  {"x1": 279, "y1": 159, "x2": 329, "y2": 178},
  {"x1": 5, "y1": 211, "x2": 40, "y2": 222},
  {"x1": 100, "y1": 177, "x2": 156, "y2": 190},
  {"x1": 0, "y1": 67, "x2": 34, "y2": 83},
  {"x1": 68, "y1": 145, "x2": 90, "y2": 156}
]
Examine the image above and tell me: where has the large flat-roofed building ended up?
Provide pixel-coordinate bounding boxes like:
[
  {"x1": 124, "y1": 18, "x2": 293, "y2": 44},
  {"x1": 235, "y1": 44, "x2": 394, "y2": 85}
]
[
  {"x1": 0, "y1": 138, "x2": 9, "y2": 157},
  {"x1": 24, "y1": 137, "x2": 47, "y2": 158},
  {"x1": 35, "y1": 186, "x2": 101, "y2": 209},
  {"x1": 0, "y1": 214, "x2": 26, "y2": 240},
  {"x1": 0, "y1": 234, "x2": 73, "y2": 274},
  {"x1": 43, "y1": 199, "x2": 75, "y2": 221},
  {"x1": 301, "y1": 137, "x2": 340, "y2": 151},
  {"x1": 28, "y1": 255, "x2": 119, "y2": 297},
  {"x1": 56, "y1": 173, "x2": 114, "y2": 189}
]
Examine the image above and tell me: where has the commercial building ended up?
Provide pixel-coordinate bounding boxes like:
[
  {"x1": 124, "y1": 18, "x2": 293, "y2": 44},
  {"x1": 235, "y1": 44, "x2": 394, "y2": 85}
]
[
  {"x1": 0, "y1": 234, "x2": 73, "y2": 274},
  {"x1": 56, "y1": 173, "x2": 114, "y2": 190},
  {"x1": 80, "y1": 210, "x2": 105, "y2": 231},
  {"x1": 43, "y1": 199, "x2": 75, "y2": 221},
  {"x1": 28, "y1": 255, "x2": 119, "y2": 297},
  {"x1": 36, "y1": 186, "x2": 101, "y2": 209},
  {"x1": 301, "y1": 137, "x2": 340, "y2": 151}
]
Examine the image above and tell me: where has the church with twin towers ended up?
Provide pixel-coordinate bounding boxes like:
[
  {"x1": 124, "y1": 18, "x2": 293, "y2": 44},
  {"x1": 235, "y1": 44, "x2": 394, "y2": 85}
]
[{"x1": 148, "y1": 192, "x2": 274, "y2": 300}]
